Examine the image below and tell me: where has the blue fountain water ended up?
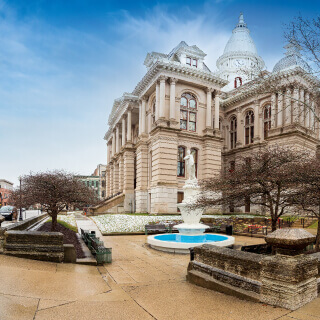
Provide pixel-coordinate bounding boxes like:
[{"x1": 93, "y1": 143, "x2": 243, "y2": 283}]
[{"x1": 154, "y1": 234, "x2": 228, "y2": 243}]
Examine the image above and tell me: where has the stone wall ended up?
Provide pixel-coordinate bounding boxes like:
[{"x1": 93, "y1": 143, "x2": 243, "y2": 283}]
[
  {"x1": 4, "y1": 230, "x2": 64, "y2": 263},
  {"x1": 188, "y1": 244, "x2": 262, "y2": 302},
  {"x1": 188, "y1": 229, "x2": 319, "y2": 311},
  {"x1": 0, "y1": 213, "x2": 48, "y2": 252}
]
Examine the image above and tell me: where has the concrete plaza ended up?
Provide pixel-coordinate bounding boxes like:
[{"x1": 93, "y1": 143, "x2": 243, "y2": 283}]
[{"x1": 0, "y1": 234, "x2": 319, "y2": 320}]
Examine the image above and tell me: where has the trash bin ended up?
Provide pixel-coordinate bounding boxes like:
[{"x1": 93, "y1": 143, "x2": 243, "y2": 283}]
[{"x1": 226, "y1": 225, "x2": 233, "y2": 235}]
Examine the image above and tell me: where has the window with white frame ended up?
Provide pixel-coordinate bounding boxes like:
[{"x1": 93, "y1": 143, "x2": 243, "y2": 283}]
[
  {"x1": 186, "y1": 57, "x2": 198, "y2": 68},
  {"x1": 245, "y1": 110, "x2": 254, "y2": 145},
  {"x1": 230, "y1": 116, "x2": 237, "y2": 149},
  {"x1": 180, "y1": 93, "x2": 197, "y2": 132},
  {"x1": 263, "y1": 104, "x2": 271, "y2": 139}
]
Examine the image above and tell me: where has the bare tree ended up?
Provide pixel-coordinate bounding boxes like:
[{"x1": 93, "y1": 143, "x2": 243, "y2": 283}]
[
  {"x1": 286, "y1": 15, "x2": 320, "y2": 75},
  {"x1": 10, "y1": 170, "x2": 98, "y2": 231},
  {"x1": 196, "y1": 146, "x2": 310, "y2": 231},
  {"x1": 292, "y1": 158, "x2": 320, "y2": 251}
]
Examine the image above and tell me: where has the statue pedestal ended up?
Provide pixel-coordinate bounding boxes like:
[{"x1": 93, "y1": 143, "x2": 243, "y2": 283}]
[{"x1": 175, "y1": 178, "x2": 208, "y2": 235}]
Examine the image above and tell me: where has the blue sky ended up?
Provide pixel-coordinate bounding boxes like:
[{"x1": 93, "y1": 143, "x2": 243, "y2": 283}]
[{"x1": 1, "y1": 0, "x2": 319, "y2": 186}]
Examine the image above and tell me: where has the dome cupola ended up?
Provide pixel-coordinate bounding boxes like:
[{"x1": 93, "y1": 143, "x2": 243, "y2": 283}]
[
  {"x1": 216, "y1": 13, "x2": 265, "y2": 91},
  {"x1": 273, "y1": 40, "x2": 312, "y2": 73}
]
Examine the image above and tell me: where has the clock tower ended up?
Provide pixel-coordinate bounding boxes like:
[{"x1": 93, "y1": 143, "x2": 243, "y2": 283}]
[{"x1": 216, "y1": 13, "x2": 265, "y2": 91}]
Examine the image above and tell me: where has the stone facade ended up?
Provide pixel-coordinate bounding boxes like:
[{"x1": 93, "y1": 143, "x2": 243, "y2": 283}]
[{"x1": 99, "y1": 13, "x2": 320, "y2": 214}]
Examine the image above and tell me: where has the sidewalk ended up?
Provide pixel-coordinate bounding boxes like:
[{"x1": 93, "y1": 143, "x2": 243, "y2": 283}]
[
  {"x1": 74, "y1": 212, "x2": 102, "y2": 237},
  {"x1": 0, "y1": 229, "x2": 319, "y2": 319}
]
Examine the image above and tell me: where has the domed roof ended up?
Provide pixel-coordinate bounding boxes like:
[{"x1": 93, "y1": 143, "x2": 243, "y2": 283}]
[
  {"x1": 273, "y1": 42, "x2": 312, "y2": 73},
  {"x1": 223, "y1": 13, "x2": 258, "y2": 55}
]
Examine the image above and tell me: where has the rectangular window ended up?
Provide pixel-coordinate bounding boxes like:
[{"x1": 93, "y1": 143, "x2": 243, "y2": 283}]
[
  {"x1": 180, "y1": 110, "x2": 188, "y2": 129},
  {"x1": 189, "y1": 112, "x2": 196, "y2": 132},
  {"x1": 186, "y1": 57, "x2": 191, "y2": 65},
  {"x1": 192, "y1": 59, "x2": 197, "y2": 67},
  {"x1": 245, "y1": 127, "x2": 249, "y2": 145}
]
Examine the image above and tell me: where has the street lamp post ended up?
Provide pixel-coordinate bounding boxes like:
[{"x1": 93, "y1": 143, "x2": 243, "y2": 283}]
[{"x1": 19, "y1": 177, "x2": 23, "y2": 221}]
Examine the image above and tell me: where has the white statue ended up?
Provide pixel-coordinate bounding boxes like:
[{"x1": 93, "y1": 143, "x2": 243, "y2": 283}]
[{"x1": 184, "y1": 149, "x2": 196, "y2": 180}]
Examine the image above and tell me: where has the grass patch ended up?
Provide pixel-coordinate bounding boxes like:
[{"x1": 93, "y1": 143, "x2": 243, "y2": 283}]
[
  {"x1": 308, "y1": 221, "x2": 318, "y2": 229},
  {"x1": 281, "y1": 216, "x2": 299, "y2": 222},
  {"x1": 47, "y1": 218, "x2": 78, "y2": 233}
]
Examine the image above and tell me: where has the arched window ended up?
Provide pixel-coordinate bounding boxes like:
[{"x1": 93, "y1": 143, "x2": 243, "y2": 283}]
[
  {"x1": 263, "y1": 104, "x2": 271, "y2": 139},
  {"x1": 151, "y1": 100, "x2": 156, "y2": 124},
  {"x1": 234, "y1": 77, "x2": 242, "y2": 88},
  {"x1": 245, "y1": 110, "x2": 254, "y2": 145},
  {"x1": 190, "y1": 148, "x2": 198, "y2": 178},
  {"x1": 230, "y1": 116, "x2": 237, "y2": 149},
  {"x1": 180, "y1": 93, "x2": 197, "y2": 132},
  {"x1": 177, "y1": 146, "x2": 185, "y2": 177}
]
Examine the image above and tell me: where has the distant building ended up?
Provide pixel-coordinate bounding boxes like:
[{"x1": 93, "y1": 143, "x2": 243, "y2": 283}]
[
  {"x1": 0, "y1": 179, "x2": 13, "y2": 207},
  {"x1": 75, "y1": 175, "x2": 101, "y2": 198},
  {"x1": 92, "y1": 164, "x2": 107, "y2": 199}
]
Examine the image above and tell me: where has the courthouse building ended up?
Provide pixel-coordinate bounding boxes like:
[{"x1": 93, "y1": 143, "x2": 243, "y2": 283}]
[{"x1": 98, "y1": 13, "x2": 319, "y2": 214}]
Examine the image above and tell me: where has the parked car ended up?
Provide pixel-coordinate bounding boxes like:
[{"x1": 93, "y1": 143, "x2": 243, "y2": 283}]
[{"x1": 0, "y1": 206, "x2": 18, "y2": 221}]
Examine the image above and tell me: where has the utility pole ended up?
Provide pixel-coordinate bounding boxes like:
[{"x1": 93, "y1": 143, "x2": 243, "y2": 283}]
[{"x1": 19, "y1": 177, "x2": 23, "y2": 221}]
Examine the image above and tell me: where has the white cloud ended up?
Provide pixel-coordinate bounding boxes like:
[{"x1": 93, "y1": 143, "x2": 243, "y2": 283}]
[{"x1": 0, "y1": 3, "x2": 280, "y2": 185}]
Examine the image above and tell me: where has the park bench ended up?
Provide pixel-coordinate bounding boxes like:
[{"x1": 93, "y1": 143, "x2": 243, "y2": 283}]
[
  {"x1": 80, "y1": 228, "x2": 112, "y2": 264},
  {"x1": 145, "y1": 224, "x2": 168, "y2": 235},
  {"x1": 90, "y1": 238, "x2": 112, "y2": 264}
]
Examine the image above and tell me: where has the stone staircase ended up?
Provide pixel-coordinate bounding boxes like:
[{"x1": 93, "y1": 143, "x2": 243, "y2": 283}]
[{"x1": 89, "y1": 194, "x2": 125, "y2": 215}]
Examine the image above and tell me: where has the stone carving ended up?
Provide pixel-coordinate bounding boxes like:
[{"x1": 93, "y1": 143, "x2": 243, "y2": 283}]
[{"x1": 184, "y1": 149, "x2": 196, "y2": 180}]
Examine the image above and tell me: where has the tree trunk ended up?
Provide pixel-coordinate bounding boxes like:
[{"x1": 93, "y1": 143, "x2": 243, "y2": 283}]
[
  {"x1": 316, "y1": 216, "x2": 320, "y2": 252},
  {"x1": 51, "y1": 212, "x2": 58, "y2": 231},
  {"x1": 271, "y1": 218, "x2": 277, "y2": 232}
]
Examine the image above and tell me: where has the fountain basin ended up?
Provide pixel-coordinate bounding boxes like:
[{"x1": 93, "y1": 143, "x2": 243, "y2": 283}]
[
  {"x1": 174, "y1": 223, "x2": 209, "y2": 235},
  {"x1": 147, "y1": 233, "x2": 235, "y2": 254}
]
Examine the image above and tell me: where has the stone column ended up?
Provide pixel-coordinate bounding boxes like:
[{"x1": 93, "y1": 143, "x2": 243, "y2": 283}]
[
  {"x1": 119, "y1": 156, "x2": 124, "y2": 192},
  {"x1": 109, "y1": 164, "x2": 114, "y2": 195},
  {"x1": 113, "y1": 162, "x2": 119, "y2": 192},
  {"x1": 127, "y1": 109, "x2": 132, "y2": 142},
  {"x1": 293, "y1": 87, "x2": 300, "y2": 123},
  {"x1": 121, "y1": 117, "x2": 126, "y2": 146},
  {"x1": 159, "y1": 76, "x2": 166, "y2": 119},
  {"x1": 147, "y1": 112, "x2": 152, "y2": 133},
  {"x1": 254, "y1": 100, "x2": 260, "y2": 141},
  {"x1": 123, "y1": 150, "x2": 135, "y2": 213},
  {"x1": 277, "y1": 91, "x2": 283, "y2": 127},
  {"x1": 107, "y1": 143, "x2": 111, "y2": 163},
  {"x1": 115, "y1": 125, "x2": 120, "y2": 153},
  {"x1": 214, "y1": 91, "x2": 220, "y2": 130},
  {"x1": 261, "y1": 229, "x2": 318, "y2": 310},
  {"x1": 299, "y1": 88, "x2": 305, "y2": 125},
  {"x1": 155, "y1": 81, "x2": 160, "y2": 121},
  {"x1": 138, "y1": 100, "x2": 142, "y2": 136},
  {"x1": 141, "y1": 98, "x2": 146, "y2": 134},
  {"x1": 135, "y1": 141, "x2": 149, "y2": 213},
  {"x1": 106, "y1": 166, "x2": 110, "y2": 197},
  {"x1": 305, "y1": 92, "x2": 310, "y2": 128},
  {"x1": 206, "y1": 88, "x2": 212, "y2": 128},
  {"x1": 112, "y1": 131, "x2": 116, "y2": 156},
  {"x1": 310, "y1": 99, "x2": 315, "y2": 130},
  {"x1": 170, "y1": 78, "x2": 177, "y2": 120},
  {"x1": 284, "y1": 87, "x2": 292, "y2": 125},
  {"x1": 236, "y1": 108, "x2": 243, "y2": 147},
  {"x1": 271, "y1": 93, "x2": 276, "y2": 127}
]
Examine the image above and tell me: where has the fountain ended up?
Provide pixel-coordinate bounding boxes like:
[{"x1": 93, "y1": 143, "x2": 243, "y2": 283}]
[{"x1": 147, "y1": 149, "x2": 235, "y2": 253}]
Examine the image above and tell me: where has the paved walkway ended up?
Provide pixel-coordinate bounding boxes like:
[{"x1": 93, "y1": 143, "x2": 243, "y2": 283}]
[{"x1": 0, "y1": 221, "x2": 320, "y2": 319}]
